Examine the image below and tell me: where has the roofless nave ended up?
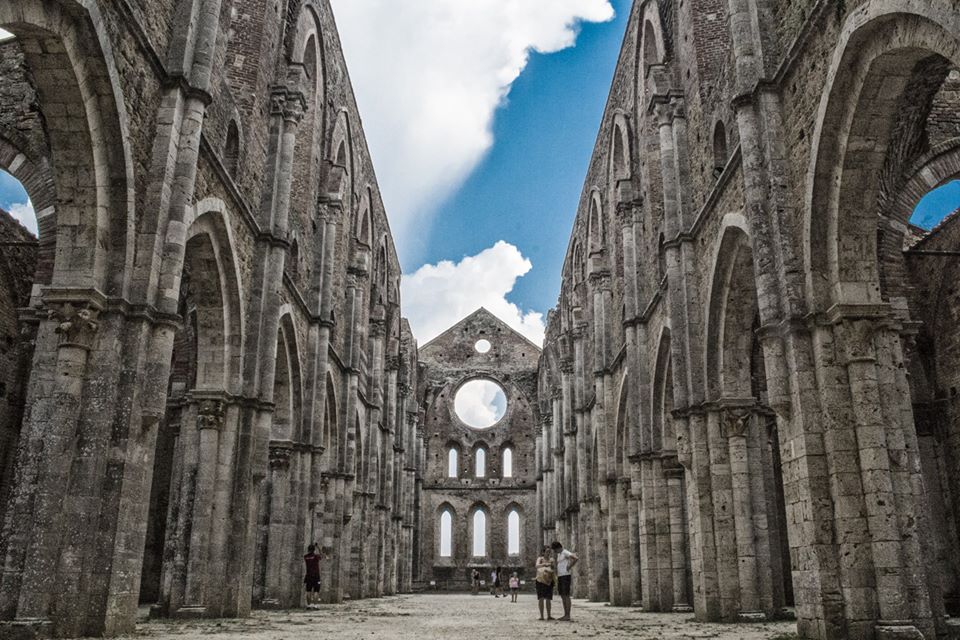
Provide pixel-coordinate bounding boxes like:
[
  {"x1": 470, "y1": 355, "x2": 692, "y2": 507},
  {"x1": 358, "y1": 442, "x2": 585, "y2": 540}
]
[{"x1": 0, "y1": 1, "x2": 959, "y2": 639}]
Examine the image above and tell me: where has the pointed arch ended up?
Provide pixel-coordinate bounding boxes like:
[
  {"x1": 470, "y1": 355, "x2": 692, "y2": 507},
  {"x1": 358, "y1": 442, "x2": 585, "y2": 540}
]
[
  {"x1": 610, "y1": 113, "x2": 633, "y2": 182},
  {"x1": 469, "y1": 503, "x2": 489, "y2": 557},
  {"x1": 704, "y1": 214, "x2": 755, "y2": 400},
  {"x1": 588, "y1": 190, "x2": 605, "y2": 254},
  {"x1": 437, "y1": 503, "x2": 456, "y2": 558}
]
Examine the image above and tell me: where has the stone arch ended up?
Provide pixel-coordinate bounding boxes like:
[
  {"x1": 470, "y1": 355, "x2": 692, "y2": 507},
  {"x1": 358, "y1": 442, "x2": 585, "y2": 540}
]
[
  {"x1": 274, "y1": 312, "x2": 304, "y2": 442},
  {"x1": 613, "y1": 371, "x2": 630, "y2": 477},
  {"x1": 588, "y1": 190, "x2": 605, "y2": 254},
  {"x1": 805, "y1": 6, "x2": 960, "y2": 311},
  {"x1": 446, "y1": 442, "x2": 460, "y2": 478},
  {"x1": 323, "y1": 372, "x2": 338, "y2": 464},
  {"x1": 183, "y1": 199, "x2": 246, "y2": 394},
  {"x1": 609, "y1": 113, "x2": 633, "y2": 183},
  {"x1": 504, "y1": 502, "x2": 524, "y2": 557},
  {"x1": 223, "y1": 119, "x2": 241, "y2": 179},
  {"x1": 469, "y1": 502, "x2": 489, "y2": 558},
  {"x1": 639, "y1": 3, "x2": 667, "y2": 71},
  {"x1": 0, "y1": 0, "x2": 135, "y2": 298},
  {"x1": 327, "y1": 110, "x2": 355, "y2": 203},
  {"x1": 0, "y1": 136, "x2": 54, "y2": 291},
  {"x1": 472, "y1": 442, "x2": 489, "y2": 478},
  {"x1": 436, "y1": 502, "x2": 456, "y2": 559},
  {"x1": 288, "y1": 3, "x2": 328, "y2": 89},
  {"x1": 651, "y1": 327, "x2": 674, "y2": 454},
  {"x1": 356, "y1": 187, "x2": 374, "y2": 246},
  {"x1": 704, "y1": 214, "x2": 754, "y2": 400},
  {"x1": 712, "y1": 121, "x2": 728, "y2": 178}
]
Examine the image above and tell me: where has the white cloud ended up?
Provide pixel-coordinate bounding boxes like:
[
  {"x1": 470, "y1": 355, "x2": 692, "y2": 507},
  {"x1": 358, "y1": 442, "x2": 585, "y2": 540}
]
[
  {"x1": 329, "y1": 0, "x2": 614, "y2": 256},
  {"x1": 0, "y1": 29, "x2": 13, "y2": 41},
  {"x1": 401, "y1": 240, "x2": 546, "y2": 345},
  {"x1": 9, "y1": 201, "x2": 37, "y2": 236},
  {"x1": 455, "y1": 379, "x2": 507, "y2": 429}
]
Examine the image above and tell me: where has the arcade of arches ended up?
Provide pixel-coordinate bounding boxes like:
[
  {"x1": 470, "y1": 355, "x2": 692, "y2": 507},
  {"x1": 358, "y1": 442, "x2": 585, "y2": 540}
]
[{"x1": 0, "y1": 1, "x2": 959, "y2": 640}]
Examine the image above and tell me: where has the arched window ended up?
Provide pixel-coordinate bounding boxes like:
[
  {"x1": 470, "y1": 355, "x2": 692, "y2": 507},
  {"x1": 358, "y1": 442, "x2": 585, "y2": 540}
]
[
  {"x1": 224, "y1": 120, "x2": 240, "y2": 178},
  {"x1": 440, "y1": 509, "x2": 453, "y2": 557},
  {"x1": 475, "y1": 447, "x2": 486, "y2": 477},
  {"x1": 448, "y1": 448, "x2": 458, "y2": 478},
  {"x1": 507, "y1": 510, "x2": 521, "y2": 556},
  {"x1": 712, "y1": 121, "x2": 728, "y2": 179},
  {"x1": 472, "y1": 509, "x2": 487, "y2": 557},
  {"x1": 502, "y1": 447, "x2": 513, "y2": 478}
]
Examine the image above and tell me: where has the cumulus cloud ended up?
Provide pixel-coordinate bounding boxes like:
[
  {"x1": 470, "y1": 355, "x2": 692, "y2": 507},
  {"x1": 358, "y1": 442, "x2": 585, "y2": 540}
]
[
  {"x1": 455, "y1": 379, "x2": 507, "y2": 429},
  {"x1": 401, "y1": 240, "x2": 546, "y2": 345},
  {"x1": 329, "y1": 0, "x2": 614, "y2": 254},
  {"x1": 8, "y1": 201, "x2": 37, "y2": 236}
]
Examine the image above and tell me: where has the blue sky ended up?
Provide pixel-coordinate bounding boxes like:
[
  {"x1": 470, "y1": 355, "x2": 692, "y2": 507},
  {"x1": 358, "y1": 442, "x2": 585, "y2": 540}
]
[
  {"x1": 3, "y1": 4, "x2": 959, "y2": 346},
  {"x1": 420, "y1": 0, "x2": 632, "y2": 315}
]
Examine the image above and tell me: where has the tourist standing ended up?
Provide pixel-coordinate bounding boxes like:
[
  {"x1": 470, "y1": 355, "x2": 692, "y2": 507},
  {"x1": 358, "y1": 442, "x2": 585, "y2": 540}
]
[
  {"x1": 535, "y1": 547, "x2": 555, "y2": 621},
  {"x1": 303, "y1": 544, "x2": 323, "y2": 607},
  {"x1": 472, "y1": 568, "x2": 481, "y2": 595},
  {"x1": 551, "y1": 541, "x2": 578, "y2": 621},
  {"x1": 509, "y1": 572, "x2": 520, "y2": 602}
]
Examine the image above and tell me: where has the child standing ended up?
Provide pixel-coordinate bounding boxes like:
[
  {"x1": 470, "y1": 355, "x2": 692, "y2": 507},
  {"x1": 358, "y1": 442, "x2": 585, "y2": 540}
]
[{"x1": 509, "y1": 572, "x2": 520, "y2": 602}]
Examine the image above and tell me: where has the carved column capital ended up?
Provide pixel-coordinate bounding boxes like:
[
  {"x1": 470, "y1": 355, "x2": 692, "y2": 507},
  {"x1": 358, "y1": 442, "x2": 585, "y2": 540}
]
[
  {"x1": 719, "y1": 407, "x2": 752, "y2": 439},
  {"x1": 269, "y1": 443, "x2": 293, "y2": 470},
  {"x1": 196, "y1": 399, "x2": 225, "y2": 431},
  {"x1": 49, "y1": 302, "x2": 101, "y2": 350}
]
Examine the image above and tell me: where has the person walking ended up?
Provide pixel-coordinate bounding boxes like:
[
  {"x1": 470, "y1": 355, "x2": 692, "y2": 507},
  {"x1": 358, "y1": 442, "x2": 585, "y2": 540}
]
[
  {"x1": 490, "y1": 568, "x2": 499, "y2": 597},
  {"x1": 472, "y1": 568, "x2": 481, "y2": 595},
  {"x1": 303, "y1": 544, "x2": 323, "y2": 607},
  {"x1": 551, "y1": 541, "x2": 578, "y2": 621},
  {"x1": 535, "y1": 546, "x2": 555, "y2": 621}
]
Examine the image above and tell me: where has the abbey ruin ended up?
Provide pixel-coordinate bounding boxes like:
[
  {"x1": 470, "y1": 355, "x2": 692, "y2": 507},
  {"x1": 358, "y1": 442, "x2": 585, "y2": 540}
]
[{"x1": 0, "y1": 0, "x2": 958, "y2": 639}]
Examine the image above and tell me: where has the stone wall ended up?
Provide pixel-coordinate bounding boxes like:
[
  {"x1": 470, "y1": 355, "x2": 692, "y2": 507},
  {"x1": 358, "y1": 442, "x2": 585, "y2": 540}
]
[
  {"x1": 0, "y1": 1, "x2": 421, "y2": 637},
  {"x1": 417, "y1": 309, "x2": 540, "y2": 590},
  {"x1": 536, "y1": 1, "x2": 960, "y2": 639}
]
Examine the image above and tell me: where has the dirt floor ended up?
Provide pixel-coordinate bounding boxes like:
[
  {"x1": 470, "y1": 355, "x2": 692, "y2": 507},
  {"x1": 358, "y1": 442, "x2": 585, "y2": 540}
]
[{"x1": 133, "y1": 594, "x2": 798, "y2": 640}]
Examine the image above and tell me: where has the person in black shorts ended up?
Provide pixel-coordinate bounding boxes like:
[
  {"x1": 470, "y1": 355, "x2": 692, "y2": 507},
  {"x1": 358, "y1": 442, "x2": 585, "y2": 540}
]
[
  {"x1": 535, "y1": 546, "x2": 555, "y2": 621},
  {"x1": 551, "y1": 540, "x2": 578, "y2": 621},
  {"x1": 303, "y1": 544, "x2": 322, "y2": 606}
]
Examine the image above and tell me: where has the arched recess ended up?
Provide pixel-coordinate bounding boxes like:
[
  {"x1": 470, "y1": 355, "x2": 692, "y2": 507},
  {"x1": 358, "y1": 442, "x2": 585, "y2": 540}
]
[
  {"x1": 612, "y1": 373, "x2": 630, "y2": 477},
  {"x1": 447, "y1": 443, "x2": 460, "y2": 478},
  {"x1": 470, "y1": 504, "x2": 489, "y2": 557},
  {"x1": 805, "y1": 9, "x2": 960, "y2": 311},
  {"x1": 288, "y1": 12, "x2": 326, "y2": 289},
  {"x1": 588, "y1": 190, "x2": 605, "y2": 254},
  {"x1": 224, "y1": 119, "x2": 241, "y2": 178},
  {"x1": 634, "y1": 0, "x2": 668, "y2": 110},
  {"x1": 273, "y1": 312, "x2": 304, "y2": 442},
  {"x1": 437, "y1": 504, "x2": 456, "y2": 559},
  {"x1": 326, "y1": 110, "x2": 355, "y2": 205},
  {"x1": 501, "y1": 445, "x2": 513, "y2": 478},
  {"x1": 322, "y1": 372, "x2": 338, "y2": 468},
  {"x1": 140, "y1": 201, "x2": 245, "y2": 607},
  {"x1": 703, "y1": 219, "x2": 793, "y2": 613},
  {"x1": 505, "y1": 503, "x2": 523, "y2": 557},
  {"x1": 712, "y1": 121, "x2": 728, "y2": 178},
  {"x1": 0, "y1": 0, "x2": 135, "y2": 297},
  {"x1": 474, "y1": 444, "x2": 487, "y2": 478},
  {"x1": 610, "y1": 114, "x2": 633, "y2": 184}
]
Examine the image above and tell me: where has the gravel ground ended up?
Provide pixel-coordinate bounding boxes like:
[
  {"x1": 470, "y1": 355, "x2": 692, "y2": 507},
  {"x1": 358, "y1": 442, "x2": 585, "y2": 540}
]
[{"x1": 131, "y1": 594, "x2": 797, "y2": 640}]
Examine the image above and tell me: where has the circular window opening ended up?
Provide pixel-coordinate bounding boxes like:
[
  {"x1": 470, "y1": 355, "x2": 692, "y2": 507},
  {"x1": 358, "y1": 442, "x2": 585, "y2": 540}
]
[
  {"x1": 454, "y1": 379, "x2": 507, "y2": 429},
  {"x1": 475, "y1": 339, "x2": 491, "y2": 354}
]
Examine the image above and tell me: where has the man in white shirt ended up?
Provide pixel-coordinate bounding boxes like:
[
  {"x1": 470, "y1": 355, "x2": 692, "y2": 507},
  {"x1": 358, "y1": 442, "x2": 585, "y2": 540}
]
[{"x1": 550, "y1": 540, "x2": 578, "y2": 621}]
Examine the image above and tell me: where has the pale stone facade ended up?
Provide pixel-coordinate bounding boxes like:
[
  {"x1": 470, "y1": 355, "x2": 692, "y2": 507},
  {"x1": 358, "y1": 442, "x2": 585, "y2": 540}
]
[
  {"x1": 535, "y1": 1, "x2": 960, "y2": 639},
  {"x1": 416, "y1": 309, "x2": 540, "y2": 589}
]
